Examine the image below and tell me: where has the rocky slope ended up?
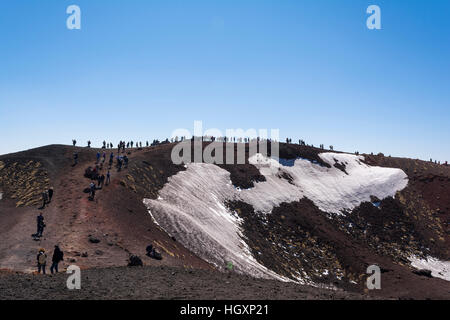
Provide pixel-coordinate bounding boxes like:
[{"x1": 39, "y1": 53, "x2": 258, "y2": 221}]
[{"x1": 0, "y1": 143, "x2": 449, "y2": 299}]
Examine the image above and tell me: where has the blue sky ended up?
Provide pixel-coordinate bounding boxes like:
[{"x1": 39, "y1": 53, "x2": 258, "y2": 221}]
[{"x1": 0, "y1": 0, "x2": 449, "y2": 161}]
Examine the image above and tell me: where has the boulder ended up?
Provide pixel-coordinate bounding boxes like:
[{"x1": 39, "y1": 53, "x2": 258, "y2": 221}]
[
  {"x1": 128, "y1": 255, "x2": 143, "y2": 267},
  {"x1": 88, "y1": 235, "x2": 100, "y2": 244},
  {"x1": 413, "y1": 269, "x2": 433, "y2": 278}
]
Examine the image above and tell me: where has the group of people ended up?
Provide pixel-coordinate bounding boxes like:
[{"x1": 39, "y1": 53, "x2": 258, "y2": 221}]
[
  {"x1": 33, "y1": 188, "x2": 64, "y2": 275},
  {"x1": 84, "y1": 151, "x2": 119, "y2": 200},
  {"x1": 40, "y1": 188, "x2": 54, "y2": 209},
  {"x1": 33, "y1": 188, "x2": 54, "y2": 239},
  {"x1": 36, "y1": 245, "x2": 64, "y2": 275},
  {"x1": 85, "y1": 168, "x2": 110, "y2": 200}
]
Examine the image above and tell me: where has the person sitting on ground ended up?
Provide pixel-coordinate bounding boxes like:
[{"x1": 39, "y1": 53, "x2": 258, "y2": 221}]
[
  {"x1": 50, "y1": 245, "x2": 64, "y2": 274},
  {"x1": 37, "y1": 249, "x2": 47, "y2": 274},
  {"x1": 146, "y1": 244, "x2": 162, "y2": 260}
]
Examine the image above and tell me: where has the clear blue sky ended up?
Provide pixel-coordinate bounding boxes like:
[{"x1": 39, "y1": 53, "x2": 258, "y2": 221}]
[{"x1": 1, "y1": 0, "x2": 449, "y2": 161}]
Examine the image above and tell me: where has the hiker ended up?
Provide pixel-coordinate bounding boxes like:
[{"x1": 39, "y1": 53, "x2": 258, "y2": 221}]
[
  {"x1": 87, "y1": 140, "x2": 91, "y2": 148},
  {"x1": 96, "y1": 152, "x2": 101, "y2": 163},
  {"x1": 106, "y1": 170, "x2": 111, "y2": 185},
  {"x1": 36, "y1": 212, "x2": 45, "y2": 237},
  {"x1": 72, "y1": 139, "x2": 76, "y2": 147},
  {"x1": 98, "y1": 174, "x2": 105, "y2": 188},
  {"x1": 37, "y1": 249, "x2": 47, "y2": 274},
  {"x1": 73, "y1": 152, "x2": 78, "y2": 166},
  {"x1": 124, "y1": 155, "x2": 129, "y2": 168},
  {"x1": 89, "y1": 182, "x2": 96, "y2": 200},
  {"x1": 50, "y1": 245, "x2": 64, "y2": 274},
  {"x1": 117, "y1": 156, "x2": 123, "y2": 171},
  {"x1": 47, "y1": 187, "x2": 54, "y2": 203},
  {"x1": 41, "y1": 191, "x2": 49, "y2": 208},
  {"x1": 102, "y1": 152, "x2": 106, "y2": 163}
]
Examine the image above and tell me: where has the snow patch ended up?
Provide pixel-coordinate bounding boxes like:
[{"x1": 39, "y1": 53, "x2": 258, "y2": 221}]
[
  {"x1": 240, "y1": 153, "x2": 408, "y2": 214},
  {"x1": 409, "y1": 256, "x2": 450, "y2": 281},
  {"x1": 143, "y1": 164, "x2": 288, "y2": 281},
  {"x1": 143, "y1": 153, "x2": 408, "y2": 281}
]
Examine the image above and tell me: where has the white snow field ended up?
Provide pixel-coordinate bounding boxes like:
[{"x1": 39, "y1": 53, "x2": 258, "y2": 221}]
[
  {"x1": 143, "y1": 163, "x2": 288, "y2": 281},
  {"x1": 241, "y1": 153, "x2": 408, "y2": 214},
  {"x1": 409, "y1": 256, "x2": 450, "y2": 282},
  {"x1": 143, "y1": 153, "x2": 408, "y2": 280}
]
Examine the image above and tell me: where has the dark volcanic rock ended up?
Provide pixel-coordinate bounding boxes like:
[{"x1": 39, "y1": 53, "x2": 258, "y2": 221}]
[
  {"x1": 128, "y1": 255, "x2": 143, "y2": 267},
  {"x1": 88, "y1": 236, "x2": 100, "y2": 244},
  {"x1": 413, "y1": 269, "x2": 433, "y2": 278}
]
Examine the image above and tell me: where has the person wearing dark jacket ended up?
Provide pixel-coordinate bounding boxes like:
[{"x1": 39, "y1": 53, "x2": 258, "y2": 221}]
[
  {"x1": 36, "y1": 213, "x2": 45, "y2": 237},
  {"x1": 50, "y1": 245, "x2": 64, "y2": 274},
  {"x1": 41, "y1": 191, "x2": 49, "y2": 208},
  {"x1": 48, "y1": 188, "x2": 54, "y2": 203}
]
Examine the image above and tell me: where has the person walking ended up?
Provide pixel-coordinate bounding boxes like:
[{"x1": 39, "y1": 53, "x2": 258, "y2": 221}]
[
  {"x1": 89, "y1": 182, "x2": 96, "y2": 200},
  {"x1": 50, "y1": 245, "x2": 64, "y2": 274},
  {"x1": 37, "y1": 249, "x2": 47, "y2": 274},
  {"x1": 41, "y1": 191, "x2": 49, "y2": 208},
  {"x1": 48, "y1": 187, "x2": 54, "y2": 203},
  {"x1": 36, "y1": 212, "x2": 45, "y2": 237},
  {"x1": 106, "y1": 170, "x2": 111, "y2": 185}
]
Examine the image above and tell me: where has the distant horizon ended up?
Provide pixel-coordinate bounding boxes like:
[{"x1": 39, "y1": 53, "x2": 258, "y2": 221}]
[
  {"x1": 1, "y1": 1, "x2": 449, "y2": 162},
  {"x1": 0, "y1": 138, "x2": 446, "y2": 164}
]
